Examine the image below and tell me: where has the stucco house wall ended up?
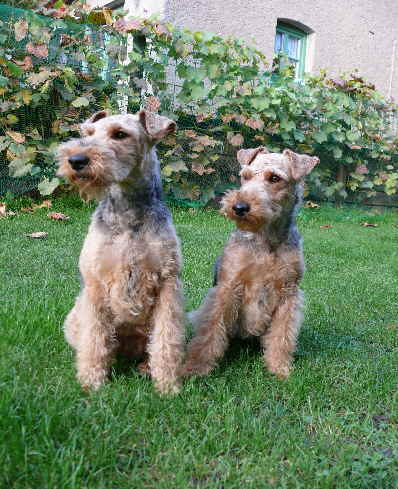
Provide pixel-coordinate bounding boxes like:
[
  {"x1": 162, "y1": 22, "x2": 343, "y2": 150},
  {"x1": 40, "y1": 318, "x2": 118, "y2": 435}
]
[{"x1": 91, "y1": 0, "x2": 398, "y2": 101}]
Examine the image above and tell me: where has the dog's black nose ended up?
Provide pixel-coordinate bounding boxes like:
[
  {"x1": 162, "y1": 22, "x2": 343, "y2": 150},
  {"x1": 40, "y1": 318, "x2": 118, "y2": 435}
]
[
  {"x1": 68, "y1": 153, "x2": 90, "y2": 171},
  {"x1": 232, "y1": 201, "x2": 250, "y2": 216}
]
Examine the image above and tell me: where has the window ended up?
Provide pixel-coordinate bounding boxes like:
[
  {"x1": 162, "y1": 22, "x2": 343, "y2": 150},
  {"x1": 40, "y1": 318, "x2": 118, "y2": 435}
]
[{"x1": 274, "y1": 23, "x2": 307, "y2": 80}]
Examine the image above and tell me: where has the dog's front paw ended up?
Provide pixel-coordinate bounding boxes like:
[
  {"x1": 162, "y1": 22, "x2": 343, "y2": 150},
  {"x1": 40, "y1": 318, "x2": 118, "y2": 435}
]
[
  {"x1": 77, "y1": 367, "x2": 107, "y2": 391},
  {"x1": 137, "y1": 359, "x2": 151, "y2": 377},
  {"x1": 266, "y1": 362, "x2": 292, "y2": 379},
  {"x1": 182, "y1": 360, "x2": 215, "y2": 378},
  {"x1": 154, "y1": 379, "x2": 181, "y2": 396}
]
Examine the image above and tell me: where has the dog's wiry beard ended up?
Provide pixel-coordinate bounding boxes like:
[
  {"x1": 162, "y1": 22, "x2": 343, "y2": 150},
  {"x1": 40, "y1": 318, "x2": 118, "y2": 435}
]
[
  {"x1": 221, "y1": 189, "x2": 276, "y2": 233},
  {"x1": 57, "y1": 143, "x2": 115, "y2": 201}
]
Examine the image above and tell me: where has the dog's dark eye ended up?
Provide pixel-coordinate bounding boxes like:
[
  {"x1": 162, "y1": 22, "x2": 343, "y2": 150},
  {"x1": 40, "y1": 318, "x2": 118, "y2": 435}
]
[
  {"x1": 268, "y1": 174, "x2": 281, "y2": 183},
  {"x1": 112, "y1": 130, "x2": 129, "y2": 139}
]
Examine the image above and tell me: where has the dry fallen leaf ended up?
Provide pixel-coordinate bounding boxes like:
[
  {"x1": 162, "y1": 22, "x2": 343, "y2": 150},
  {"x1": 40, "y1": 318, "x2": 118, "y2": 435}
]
[
  {"x1": 21, "y1": 207, "x2": 35, "y2": 213},
  {"x1": 360, "y1": 222, "x2": 379, "y2": 228},
  {"x1": 320, "y1": 224, "x2": 332, "y2": 229},
  {"x1": 0, "y1": 202, "x2": 6, "y2": 218},
  {"x1": 32, "y1": 200, "x2": 52, "y2": 210},
  {"x1": 304, "y1": 201, "x2": 319, "y2": 208},
  {"x1": 47, "y1": 212, "x2": 70, "y2": 221},
  {"x1": 385, "y1": 324, "x2": 396, "y2": 330},
  {"x1": 25, "y1": 232, "x2": 48, "y2": 239}
]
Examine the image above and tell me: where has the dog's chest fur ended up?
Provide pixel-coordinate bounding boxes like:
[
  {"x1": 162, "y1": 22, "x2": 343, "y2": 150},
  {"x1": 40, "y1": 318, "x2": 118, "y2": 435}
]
[
  {"x1": 79, "y1": 218, "x2": 180, "y2": 328},
  {"x1": 220, "y1": 232, "x2": 304, "y2": 336}
]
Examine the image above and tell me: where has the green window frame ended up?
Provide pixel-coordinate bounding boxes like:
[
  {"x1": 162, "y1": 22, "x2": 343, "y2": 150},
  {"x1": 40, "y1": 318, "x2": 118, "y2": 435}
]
[{"x1": 274, "y1": 23, "x2": 307, "y2": 80}]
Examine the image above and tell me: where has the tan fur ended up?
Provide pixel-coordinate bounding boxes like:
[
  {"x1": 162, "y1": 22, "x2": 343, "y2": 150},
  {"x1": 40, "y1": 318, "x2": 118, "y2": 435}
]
[
  {"x1": 184, "y1": 147, "x2": 319, "y2": 379},
  {"x1": 58, "y1": 110, "x2": 185, "y2": 394}
]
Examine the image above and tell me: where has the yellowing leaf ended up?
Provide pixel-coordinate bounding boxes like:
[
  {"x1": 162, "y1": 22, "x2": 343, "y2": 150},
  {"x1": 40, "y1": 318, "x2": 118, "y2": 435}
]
[
  {"x1": 14, "y1": 56, "x2": 33, "y2": 71},
  {"x1": 155, "y1": 23, "x2": 170, "y2": 37},
  {"x1": 196, "y1": 135, "x2": 217, "y2": 147},
  {"x1": 5, "y1": 112, "x2": 16, "y2": 125},
  {"x1": 15, "y1": 20, "x2": 28, "y2": 42},
  {"x1": 6, "y1": 131, "x2": 25, "y2": 143},
  {"x1": 21, "y1": 89, "x2": 32, "y2": 105},
  {"x1": 304, "y1": 201, "x2": 319, "y2": 208},
  {"x1": 228, "y1": 133, "x2": 244, "y2": 147},
  {"x1": 32, "y1": 200, "x2": 52, "y2": 210},
  {"x1": 102, "y1": 8, "x2": 113, "y2": 25},
  {"x1": 114, "y1": 17, "x2": 144, "y2": 32},
  {"x1": 245, "y1": 118, "x2": 264, "y2": 130},
  {"x1": 0, "y1": 202, "x2": 6, "y2": 218},
  {"x1": 144, "y1": 96, "x2": 161, "y2": 113},
  {"x1": 192, "y1": 162, "x2": 216, "y2": 175},
  {"x1": 26, "y1": 42, "x2": 48, "y2": 59},
  {"x1": 26, "y1": 69, "x2": 57, "y2": 88}
]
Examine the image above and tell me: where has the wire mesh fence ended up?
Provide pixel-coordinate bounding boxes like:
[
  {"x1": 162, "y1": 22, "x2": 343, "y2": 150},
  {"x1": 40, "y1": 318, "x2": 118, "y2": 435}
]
[{"x1": 1, "y1": 3, "x2": 398, "y2": 205}]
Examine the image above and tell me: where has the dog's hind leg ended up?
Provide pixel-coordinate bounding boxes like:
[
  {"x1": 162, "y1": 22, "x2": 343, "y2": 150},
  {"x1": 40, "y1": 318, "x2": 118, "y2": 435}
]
[
  {"x1": 64, "y1": 295, "x2": 83, "y2": 350},
  {"x1": 184, "y1": 283, "x2": 240, "y2": 377}
]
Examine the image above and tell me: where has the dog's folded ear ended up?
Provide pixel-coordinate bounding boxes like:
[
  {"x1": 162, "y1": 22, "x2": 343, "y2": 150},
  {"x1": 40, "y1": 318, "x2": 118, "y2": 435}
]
[
  {"x1": 237, "y1": 146, "x2": 269, "y2": 166},
  {"x1": 283, "y1": 149, "x2": 319, "y2": 180},
  {"x1": 86, "y1": 111, "x2": 109, "y2": 124},
  {"x1": 139, "y1": 109, "x2": 177, "y2": 142},
  {"x1": 80, "y1": 111, "x2": 109, "y2": 135}
]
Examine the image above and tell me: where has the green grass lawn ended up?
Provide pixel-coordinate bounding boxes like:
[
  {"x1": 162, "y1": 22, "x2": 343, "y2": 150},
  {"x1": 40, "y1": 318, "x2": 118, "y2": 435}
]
[{"x1": 1, "y1": 196, "x2": 397, "y2": 489}]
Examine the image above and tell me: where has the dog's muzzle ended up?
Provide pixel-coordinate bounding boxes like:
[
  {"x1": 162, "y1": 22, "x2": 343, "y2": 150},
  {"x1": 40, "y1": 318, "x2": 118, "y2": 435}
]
[
  {"x1": 232, "y1": 201, "x2": 250, "y2": 217},
  {"x1": 68, "y1": 153, "x2": 90, "y2": 171}
]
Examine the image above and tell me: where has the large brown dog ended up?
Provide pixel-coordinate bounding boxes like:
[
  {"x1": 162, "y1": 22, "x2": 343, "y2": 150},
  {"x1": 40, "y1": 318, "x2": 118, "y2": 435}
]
[
  {"x1": 184, "y1": 147, "x2": 319, "y2": 379},
  {"x1": 57, "y1": 110, "x2": 185, "y2": 394}
]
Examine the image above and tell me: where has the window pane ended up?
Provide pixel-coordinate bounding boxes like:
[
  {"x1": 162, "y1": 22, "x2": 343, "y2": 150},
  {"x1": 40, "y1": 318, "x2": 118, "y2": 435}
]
[
  {"x1": 287, "y1": 35, "x2": 299, "y2": 59},
  {"x1": 288, "y1": 59, "x2": 299, "y2": 77},
  {"x1": 274, "y1": 31, "x2": 284, "y2": 52}
]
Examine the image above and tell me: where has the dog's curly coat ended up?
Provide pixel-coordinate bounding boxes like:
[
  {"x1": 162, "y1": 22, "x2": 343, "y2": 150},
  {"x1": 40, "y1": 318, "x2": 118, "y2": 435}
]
[
  {"x1": 184, "y1": 146, "x2": 319, "y2": 379},
  {"x1": 57, "y1": 110, "x2": 185, "y2": 394}
]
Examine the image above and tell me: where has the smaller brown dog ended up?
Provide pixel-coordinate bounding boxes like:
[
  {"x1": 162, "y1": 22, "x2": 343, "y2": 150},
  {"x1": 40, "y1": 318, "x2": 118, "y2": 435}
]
[
  {"x1": 184, "y1": 147, "x2": 319, "y2": 379},
  {"x1": 57, "y1": 110, "x2": 185, "y2": 394}
]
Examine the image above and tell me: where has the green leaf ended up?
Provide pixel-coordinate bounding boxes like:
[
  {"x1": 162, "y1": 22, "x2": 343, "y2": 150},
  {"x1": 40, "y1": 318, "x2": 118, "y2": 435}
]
[
  {"x1": 4, "y1": 60, "x2": 23, "y2": 77},
  {"x1": 293, "y1": 130, "x2": 305, "y2": 142},
  {"x1": 38, "y1": 177, "x2": 60, "y2": 196},
  {"x1": 9, "y1": 157, "x2": 33, "y2": 177},
  {"x1": 72, "y1": 97, "x2": 90, "y2": 108},
  {"x1": 346, "y1": 130, "x2": 360, "y2": 142},
  {"x1": 189, "y1": 83, "x2": 209, "y2": 100},
  {"x1": 332, "y1": 147, "x2": 343, "y2": 159},
  {"x1": 313, "y1": 131, "x2": 328, "y2": 144},
  {"x1": 250, "y1": 98, "x2": 269, "y2": 111},
  {"x1": 280, "y1": 118, "x2": 296, "y2": 132}
]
